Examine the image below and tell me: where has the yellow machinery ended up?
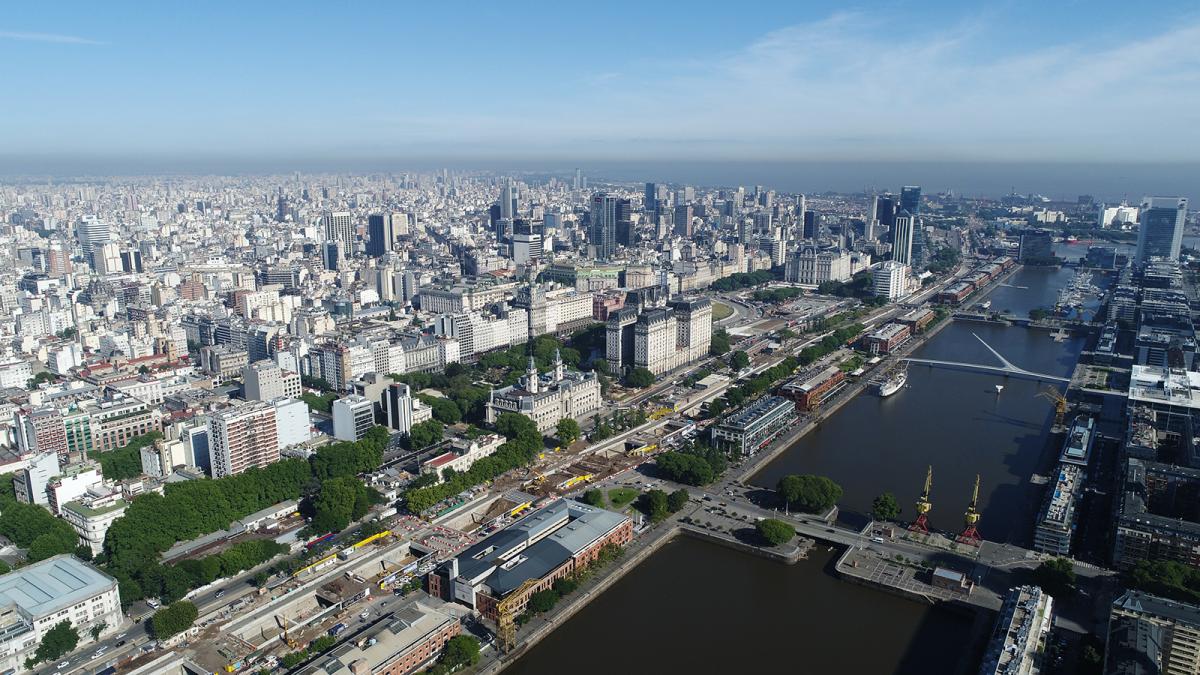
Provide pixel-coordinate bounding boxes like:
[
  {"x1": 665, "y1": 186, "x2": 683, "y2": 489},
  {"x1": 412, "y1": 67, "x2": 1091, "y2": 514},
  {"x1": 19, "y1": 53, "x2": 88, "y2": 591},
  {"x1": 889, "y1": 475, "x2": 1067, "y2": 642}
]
[
  {"x1": 1037, "y1": 386, "x2": 1068, "y2": 427},
  {"x1": 508, "y1": 501, "x2": 533, "y2": 518},
  {"x1": 626, "y1": 442, "x2": 657, "y2": 456},
  {"x1": 649, "y1": 407, "x2": 673, "y2": 420},
  {"x1": 957, "y1": 474, "x2": 982, "y2": 545},
  {"x1": 522, "y1": 470, "x2": 547, "y2": 490},
  {"x1": 275, "y1": 615, "x2": 298, "y2": 650},
  {"x1": 557, "y1": 473, "x2": 594, "y2": 491},
  {"x1": 497, "y1": 579, "x2": 541, "y2": 653},
  {"x1": 909, "y1": 465, "x2": 932, "y2": 534}
]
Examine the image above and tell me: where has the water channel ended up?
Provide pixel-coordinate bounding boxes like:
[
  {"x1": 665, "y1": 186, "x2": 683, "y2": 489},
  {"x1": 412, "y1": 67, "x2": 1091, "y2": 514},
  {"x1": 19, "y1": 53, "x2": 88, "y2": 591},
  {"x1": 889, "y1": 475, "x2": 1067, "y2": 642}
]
[{"x1": 510, "y1": 267, "x2": 1094, "y2": 673}]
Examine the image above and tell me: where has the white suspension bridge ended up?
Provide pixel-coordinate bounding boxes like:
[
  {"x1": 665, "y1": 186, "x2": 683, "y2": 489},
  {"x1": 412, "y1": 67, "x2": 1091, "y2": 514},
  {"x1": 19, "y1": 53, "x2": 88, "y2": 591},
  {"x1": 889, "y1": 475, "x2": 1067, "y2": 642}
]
[{"x1": 902, "y1": 333, "x2": 1071, "y2": 383}]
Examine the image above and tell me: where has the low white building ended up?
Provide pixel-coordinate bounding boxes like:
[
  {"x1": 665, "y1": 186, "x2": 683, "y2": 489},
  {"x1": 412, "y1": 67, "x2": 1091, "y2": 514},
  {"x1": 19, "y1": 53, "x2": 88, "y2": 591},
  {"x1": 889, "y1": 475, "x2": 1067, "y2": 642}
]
[
  {"x1": 420, "y1": 434, "x2": 506, "y2": 481},
  {"x1": 61, "y1": 490, "x2": 129, "y2": 555},
  {"x1": 872, "y1": 261, "x2": 910, "y2": 301},
  {"x1": 0, "y1": 555, "x2": 123, "y2": 673}
]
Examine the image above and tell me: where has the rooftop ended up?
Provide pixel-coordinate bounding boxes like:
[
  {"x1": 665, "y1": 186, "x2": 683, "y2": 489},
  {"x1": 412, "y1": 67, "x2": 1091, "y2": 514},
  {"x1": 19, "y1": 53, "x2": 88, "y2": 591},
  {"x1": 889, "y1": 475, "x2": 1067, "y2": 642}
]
[
  {"x1": 450, "y1": 499, "x2": 628, "y2": 599},
  {"x1": 0, "y1": 555, "x2": 117, "y2": 620},
  {"x1": 1128, "y1": 366, "x2": 1200, "y2": 410}
]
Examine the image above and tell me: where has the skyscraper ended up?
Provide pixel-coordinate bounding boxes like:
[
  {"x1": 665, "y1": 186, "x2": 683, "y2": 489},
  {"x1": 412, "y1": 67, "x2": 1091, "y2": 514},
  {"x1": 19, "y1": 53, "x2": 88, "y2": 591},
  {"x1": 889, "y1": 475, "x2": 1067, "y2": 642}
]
[
  {"x1": 512, "y1": 219, "x2": 544, "y2": 265},
  {"x1": 900, "y1": 185, "x2": 922, "y2": 216},
  {"x1": 876, "y1": 194, "x2": 897, "y2": 230},
  {"x1": 366, "y1": 213, "x2": 393, "y2": 257},
  {"x1": 500, "y1": 180, "x2": 517, "y2": 220},
  {"x1": 674, "y1": 204, "x2": 693, "y2": 237},
  {"x1": 644, "y1": 182, "x2": 658, "y2": 215},
  {"x1": 803, "y1": 211, "x2": 823, "y2": 240},
  {"x1": 892, "y1": 212, "x2": 915, "y2": 265},
  {"x1": 1137, "y1": 196, "x2": 1188, "y2": 264},
  {"x1": 589, "y1": 193, "x2": 622, "y2": 261},
  {"x1": 323, "y1": 211, "x2": 353, "y2": 257}
]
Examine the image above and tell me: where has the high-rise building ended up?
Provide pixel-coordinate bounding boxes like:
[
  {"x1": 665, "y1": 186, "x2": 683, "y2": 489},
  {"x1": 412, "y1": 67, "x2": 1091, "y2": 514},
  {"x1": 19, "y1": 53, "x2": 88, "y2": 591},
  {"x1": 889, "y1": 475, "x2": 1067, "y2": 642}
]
[
  {"x1": 589, "y1": 193, "x2": 624, "y2": 261},
  {"x1": 900, "y1": 185, "x2": 922, "y2": 216},
  {"x1": 323, "y1": 210, "x2": 354, "y2": 257},
  {"x1": 75, "y1": 217, "x2": 112, "y2": 255},
  {"x1": 322, "y1": 241, "x2": 342, "y2": 271},
  {"x1": 366, "y1": 213, "x2": 393, "y2": 257},
  {"x1": 803, "y1": 211, "x2": 823, "y2": 240},
  {"x1": 500, "y1": 180, "x2": 517, "y2": 221},
  {"x1": 512, "y1": 219, "x2": 545, "y2": 265},
  {"x1": 208, "y1": 402, "x2": 279, "y2": 478},
  {"x1": 876, "y1": 194, "x2": 897, "y2": 230},
  {"x1": 872, "y1": 261, "x2": 909, "y2": 300},
  {"x1": 644, "y1": 183, "x2": 658, "y2": 215},
  {"x1": 1137, "y1": 196, "x2": 1188, "y2": 264},
  {"x1": 674, "y1": 205, "x2": 693, "y2": 237},
  {"x1": 14, "y1": 407, "x2": 69, "y2": 464},
  {"x1": 892, "y1": 212, "x2": 915, "y2": 265},
  {"x1": 332, "y1": 394, "x2": 375, "y2": 442}
]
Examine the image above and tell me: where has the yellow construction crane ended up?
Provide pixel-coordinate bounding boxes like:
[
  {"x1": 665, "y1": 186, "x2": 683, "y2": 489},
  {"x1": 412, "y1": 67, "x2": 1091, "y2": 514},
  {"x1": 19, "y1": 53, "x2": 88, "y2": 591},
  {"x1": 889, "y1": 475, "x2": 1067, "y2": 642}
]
[
  {"x1": 497, "y1": 579, "x2": 541, "y2": 653},
  {"x1": 957, "y1": 474, "x2": 982, "y2": 545},
  {"x1": 1037, "y1": 386, "x2": 1068, "y2": 427},
  {"x1": 909, "y1": 465, "x2": 932, "y2": 534},
  {"x1": 275, "y1": 615, "x2": 298, "y2": 650}
]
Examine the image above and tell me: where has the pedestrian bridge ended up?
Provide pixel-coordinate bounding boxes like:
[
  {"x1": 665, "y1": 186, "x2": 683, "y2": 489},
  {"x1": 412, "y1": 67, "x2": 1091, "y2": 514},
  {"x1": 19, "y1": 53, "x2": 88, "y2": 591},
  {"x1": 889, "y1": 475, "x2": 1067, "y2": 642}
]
[{"x1": 902, "y1": 333, "x2": 1071, "y2": 384}]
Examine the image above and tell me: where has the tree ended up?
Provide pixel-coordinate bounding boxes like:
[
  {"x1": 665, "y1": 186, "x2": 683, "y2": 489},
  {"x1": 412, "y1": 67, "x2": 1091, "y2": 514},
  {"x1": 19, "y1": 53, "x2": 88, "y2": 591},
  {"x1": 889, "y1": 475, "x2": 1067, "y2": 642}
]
[
  {"x1": 527, "y1": 588, "x2": 560, "y2": 614},
  {"x1": 871, "y1": 492, "x2": 901, "y2": 521},
  {"x1": 592, "y1": 358, "x2": 610, "y2": 375},
  {"x1": 776, "y1": 474, "x2": 843, "y2": 513},
  {"x1": 406, "y1": 419, "x2": 445, "y2": 450},
  {"x1": 495, "y1": 412, "x2": 540, "y2": 442},
  {"x1": 729, "y1": 350, "x2": 751, "y2": 370},
  {"x1": 25, "y1": 621, "x2": 78, "y2": 668},
  {"x1": 625, "y1": 367, "x2": 655, "y2": 388},
  {"x1": 710, "y1": 328, "x2": 731, "y2": 356},
  {"x1": 581, "y1": 489, "x2": 605, "y2": 507},
  {"x1": 639, "y1": 489, "x2": 670, "y2": 522},
  {"x1": 756, "y1": 518, "x2": 795, "y2": 546},
  {"x1": 1031, "y1": 557, "x2": 1076, "y2": 597},
  {"x1": 442, "y1": 635, "x2": 482, "y2": 669},
  {"x1": 151, "y1": 600, "x2": 199, "y2": 639},
  {"x1": 667, "y1": 489, "x2": 689, "y2": 513},
  {"x1": 90, "y1": 622, "x2": 107, "y2": 641},
  {"x1": 655, "y1": 452, "x2": 716, "y2": 486},
  {"x1": 308, "y1": 477, "x2": 368, "y2": 534},
  {"x1": 555, "y1": 418, "x2": 581, "y2": 446},
  {"x1": 419, "y1": 395, "x2": 463, "y2": 425},
  {"x1": 1125, "y1": 559, "x2": 1200, "y2": 604}
]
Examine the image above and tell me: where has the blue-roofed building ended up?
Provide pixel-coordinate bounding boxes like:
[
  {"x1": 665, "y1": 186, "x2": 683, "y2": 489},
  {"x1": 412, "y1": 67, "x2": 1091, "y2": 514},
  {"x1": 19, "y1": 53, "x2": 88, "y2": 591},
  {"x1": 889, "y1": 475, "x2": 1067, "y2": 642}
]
[
  {"x1": 428, "y1": 499, "x2": 631, "y2": 623},
  {"x1": 712, "y1": 395, "x2": 798, "y2": 456},
  {"x1": 0, "y1": 555, "x2": 123, "y2": 672}
]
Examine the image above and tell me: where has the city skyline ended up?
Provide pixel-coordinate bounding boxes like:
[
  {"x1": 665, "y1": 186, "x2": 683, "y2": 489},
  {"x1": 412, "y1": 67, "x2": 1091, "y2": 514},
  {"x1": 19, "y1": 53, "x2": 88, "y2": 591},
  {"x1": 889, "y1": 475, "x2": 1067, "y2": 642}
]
[{"x1": 3, "y1": 1, "x2": 1200, "y2": 164}]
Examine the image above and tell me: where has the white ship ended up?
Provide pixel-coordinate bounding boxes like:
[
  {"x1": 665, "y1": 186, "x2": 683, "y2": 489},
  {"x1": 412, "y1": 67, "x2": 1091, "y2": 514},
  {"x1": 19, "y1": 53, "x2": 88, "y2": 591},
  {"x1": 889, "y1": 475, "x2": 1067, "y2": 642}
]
[{"x1": 875, "y1": 363, "x2": 908, "y2": 398}]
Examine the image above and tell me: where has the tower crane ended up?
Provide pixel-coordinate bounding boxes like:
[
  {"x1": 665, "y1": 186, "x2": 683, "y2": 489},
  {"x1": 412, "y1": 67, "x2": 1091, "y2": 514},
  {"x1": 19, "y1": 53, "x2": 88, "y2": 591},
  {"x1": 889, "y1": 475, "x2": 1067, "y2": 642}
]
[
  {"x1": 1036, "y1": 386, "x2": 1068, "y2": 427},
  {"x1": 909, "y1": 465, "x2": 933, "y2": 534},
  {"x1": 497, "y1": 579, "x2": 541, "y2": 653},
  {"x1": 957, "y1": 474, "x2": 982, "y2": 545}
]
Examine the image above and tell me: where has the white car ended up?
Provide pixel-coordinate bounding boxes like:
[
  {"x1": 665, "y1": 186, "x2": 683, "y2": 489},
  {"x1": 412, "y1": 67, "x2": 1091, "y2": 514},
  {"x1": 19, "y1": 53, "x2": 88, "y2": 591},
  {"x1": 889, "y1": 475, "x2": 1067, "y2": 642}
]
[{"x1": 56, "y1": 661, "x2": 70, "y2": 670}]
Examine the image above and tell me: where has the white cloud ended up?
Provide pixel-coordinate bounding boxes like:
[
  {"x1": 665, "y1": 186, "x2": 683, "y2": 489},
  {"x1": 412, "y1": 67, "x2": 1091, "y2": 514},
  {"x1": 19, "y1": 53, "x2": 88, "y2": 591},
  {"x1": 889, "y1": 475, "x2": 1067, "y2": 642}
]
[
  {"x1": 0, "y1": 30, "x2": 104, "y2": 45},
  {"x1": 408, "y1": 11, "x2": 1200, "y2": 161}
]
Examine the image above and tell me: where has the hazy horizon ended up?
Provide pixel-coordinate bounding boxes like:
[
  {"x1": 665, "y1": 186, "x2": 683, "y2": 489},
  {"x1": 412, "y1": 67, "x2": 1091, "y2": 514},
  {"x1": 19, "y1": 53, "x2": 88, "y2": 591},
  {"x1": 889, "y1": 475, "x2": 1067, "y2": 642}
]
[{"x1": 0, "y1": 156, "x2": 1195, "y2": 202}]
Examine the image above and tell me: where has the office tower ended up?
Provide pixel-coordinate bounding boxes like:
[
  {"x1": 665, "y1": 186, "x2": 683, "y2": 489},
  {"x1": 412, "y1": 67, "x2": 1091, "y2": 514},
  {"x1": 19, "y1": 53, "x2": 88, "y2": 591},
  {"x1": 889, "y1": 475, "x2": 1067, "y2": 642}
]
[
  {"x1": 512, "y1": 219, "x2": 545, "y2": 265},
  {"x1": 674, "y1": 205, "x2": 693, "y2": 237},
  {"x1": 616, "y1": 199, "x2": 634, "y2": 247},
  {"x1": 573, "y1": 168, "x2": 581, "y2": 191},
  {"x1": 321, "y1": 241, "x2": 342, "y2": 271},
  {"x1": 892, "y1": 212, "x2": 915, "y2": 265},
  {"x1": 900, "y1": 185, "x2": 922, "y2": 216},
  {"x1": 15, "y1": 408, "x2": 69, "y2": 464},
  {"x1": 207, "y1": 401, "x2": 279, "y2": 478},
  {"x1": 75, "y1": 217, "x2": 112, "y2": 254},
  {"x1": 391, "y1": 212, "x2": 410, "y2": 237},
  {"x1": 803, "y1": 211, "x2": 823, "y2": 240},
  {"x1": 332, "y1": 395, "x2": 375, "y2": 442},
  {"x1": 644, "y1": 183, "x2": 657, "y2": 213},
  {"x1": 589, "y1": 193, "x2": 624, "y2": 261},
  {"x1": 876, "y1": 194, "x2": 897, "y2": 230},
  {"x1": 119, "y1": 249, "x2": 143, "y2": 273},
  {"x1": 323, "y1": 210, "x2": 353, "y2": 257},
  {"x1": 872, "y1": 261, "x2": 909, "y2": 300},
  {"x1": 366, "y1": 213, "x2": 392, "y2": 257},
  {"x1": 1137, "y1": 196, "x2": 1188, "y2": 264},
  {"x1": 92, "y1": 243, "x2": 122, "y2": 276},
  {"x1": 500, "y1": 180, "x2": 516, "y2": 220}
]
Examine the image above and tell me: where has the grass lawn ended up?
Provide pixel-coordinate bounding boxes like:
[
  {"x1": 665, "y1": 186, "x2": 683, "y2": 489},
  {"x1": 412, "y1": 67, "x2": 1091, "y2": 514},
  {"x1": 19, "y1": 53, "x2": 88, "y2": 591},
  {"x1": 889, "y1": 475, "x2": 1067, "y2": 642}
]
[
  {"x1": 712, "y1": 301, "x2": 734, "y2": 321},
  {"x1": 607, "y1": 488, "x2": 640, "y2": 509}
]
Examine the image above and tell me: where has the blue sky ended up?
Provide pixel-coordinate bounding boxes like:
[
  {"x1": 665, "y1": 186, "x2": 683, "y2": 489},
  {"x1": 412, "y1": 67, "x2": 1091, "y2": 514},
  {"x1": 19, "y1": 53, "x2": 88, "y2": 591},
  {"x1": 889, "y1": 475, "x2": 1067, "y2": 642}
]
[{"x1": 3, "y1": 1, "x2": 1199, "y2": 163}]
